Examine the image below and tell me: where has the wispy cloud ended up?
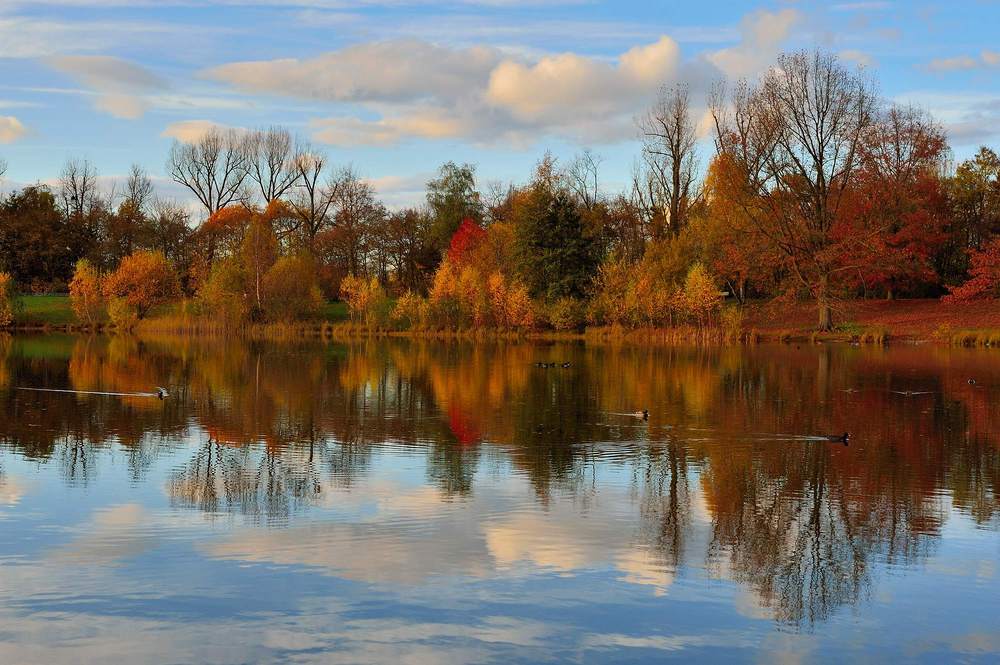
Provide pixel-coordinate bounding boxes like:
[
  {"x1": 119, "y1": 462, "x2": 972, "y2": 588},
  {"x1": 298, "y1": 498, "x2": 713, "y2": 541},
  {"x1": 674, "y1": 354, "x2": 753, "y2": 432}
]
[
  {"x1": 926, "y1": 50, "x2": 1000, "y2": 73},
  {"x1": 47, "y1": 55, "x2": 168, "y2": 119}
]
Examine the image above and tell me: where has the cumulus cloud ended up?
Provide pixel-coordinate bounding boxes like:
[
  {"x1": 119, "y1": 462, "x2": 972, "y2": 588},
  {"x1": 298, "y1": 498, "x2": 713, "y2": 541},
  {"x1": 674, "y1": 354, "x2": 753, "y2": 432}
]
[
  {"x1": 204, "y1": 40, "x2": 501, "y2": 104},
  {"x1": 0, "y1": 116, "x2": 27, "y2": 143},
  {"x1": 927, "y1": 50, "x2": 1000, "y2": 73},
  {"x1": 46, "y1": 55, "x2": 167, "y2": 119},
  {"x1": 201, "y1": 8, "x2": 800, "y2": 148}
]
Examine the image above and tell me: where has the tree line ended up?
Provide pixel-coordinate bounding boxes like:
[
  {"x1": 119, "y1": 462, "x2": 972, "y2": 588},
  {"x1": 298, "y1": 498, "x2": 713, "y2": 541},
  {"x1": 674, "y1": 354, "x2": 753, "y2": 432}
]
[{"x1": 0, "y1": 49, "x2": 999, "y2": 331}]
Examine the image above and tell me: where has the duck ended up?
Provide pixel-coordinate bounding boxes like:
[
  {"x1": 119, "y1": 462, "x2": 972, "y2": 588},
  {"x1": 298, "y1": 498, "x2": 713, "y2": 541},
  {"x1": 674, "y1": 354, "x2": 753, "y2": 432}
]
[
  {"x1": 968, "y1": 378, "x2": 977, "y2": 385},
  {"x1": 561, "y1": 362, "x2": 571, "y2": 368},
  {"x1": 825, "y1": 432, "x2": 850, "y2": 445},
  {"x1": 632, "y1": 409, "x2": 649, "y2": 421},
  {"x1": 156, "y1": 387, "x2": 169, "y2": 400}
]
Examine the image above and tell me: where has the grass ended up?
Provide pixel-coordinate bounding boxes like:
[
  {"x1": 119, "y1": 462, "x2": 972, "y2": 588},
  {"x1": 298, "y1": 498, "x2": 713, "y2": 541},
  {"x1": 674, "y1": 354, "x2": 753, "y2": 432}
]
[{"x1": 17, "y1": 294, "x2": 76, "y2": 326}]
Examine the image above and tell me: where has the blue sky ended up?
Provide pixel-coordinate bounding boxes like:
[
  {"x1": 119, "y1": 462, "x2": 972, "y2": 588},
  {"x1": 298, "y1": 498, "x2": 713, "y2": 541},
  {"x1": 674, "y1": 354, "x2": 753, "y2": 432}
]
[{"x1": 1, "y1": 0, "x2": 999, "y2": 210}]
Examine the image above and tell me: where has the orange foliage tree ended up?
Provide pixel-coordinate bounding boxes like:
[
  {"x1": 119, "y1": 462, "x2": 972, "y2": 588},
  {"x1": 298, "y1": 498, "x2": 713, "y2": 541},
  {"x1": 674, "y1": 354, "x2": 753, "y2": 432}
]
[{"x1": 102, "y1": 250, "x2": 180, "y2": 324}]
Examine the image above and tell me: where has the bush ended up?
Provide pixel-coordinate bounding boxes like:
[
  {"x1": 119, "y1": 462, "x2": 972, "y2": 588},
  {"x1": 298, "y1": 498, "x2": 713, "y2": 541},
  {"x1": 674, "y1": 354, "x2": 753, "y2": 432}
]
[
  {"x1": 944, "y1": 238, "x2": 1000, "y2": 302},
  {"x1": 683, "y1": 262, "x2": 721, "y2": 326},
  {"x1": 198, "y1": 257, "x2": 252, "y2": 327},
  {"x1": 69, "y1": 259, "x2": 105, "y2": 326},
  {"x1": 0, "y1": 273, "x2": 21, "y2": 327},
  {"x1": 391, "y1": 291, "x2": 427, "y2": 330},
  {"x1": 342, "y1": 274, "x2": 393, "y2": 330},
  {"x1": 102, "y1": 250, "x2": 180, "y2": 320},
  {"x1": 107, "y1": 296, "x2": 138, "y2": 331},
  {"x1": 547, "y1": 296, "x2": 585, "y2": 331},
  {"x1": 262, "y1": 254, "x2": 324, "y2": 323}
]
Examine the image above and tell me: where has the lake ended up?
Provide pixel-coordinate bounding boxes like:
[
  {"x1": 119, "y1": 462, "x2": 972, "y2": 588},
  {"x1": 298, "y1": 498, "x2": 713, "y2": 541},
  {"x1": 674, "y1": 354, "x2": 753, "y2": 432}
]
[{"x1": 0, "y1": 335, "x2": 998, "y2": 663}]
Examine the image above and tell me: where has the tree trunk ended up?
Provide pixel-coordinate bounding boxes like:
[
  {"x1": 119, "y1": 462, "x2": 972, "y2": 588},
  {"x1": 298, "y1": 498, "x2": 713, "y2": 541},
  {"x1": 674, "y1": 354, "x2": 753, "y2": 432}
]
[{"x1": 817, "y1": 273, "x2": 833, "y2": 331}]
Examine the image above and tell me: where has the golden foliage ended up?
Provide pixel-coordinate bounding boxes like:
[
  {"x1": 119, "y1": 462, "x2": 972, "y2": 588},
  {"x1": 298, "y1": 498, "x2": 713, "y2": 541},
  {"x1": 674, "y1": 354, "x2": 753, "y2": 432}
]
[
  {"x1": 262, "y1": 254, "x2": 324, "y2": 322},
  {"x1": 69, "y1": 259, "x2": 105, "y2": 326},
  {"x1": 0, "y1": 273, "x2": 20, "y2": 328},
  {"x1": 102, "y1": 250, "x2": 180, "y2": 321}
]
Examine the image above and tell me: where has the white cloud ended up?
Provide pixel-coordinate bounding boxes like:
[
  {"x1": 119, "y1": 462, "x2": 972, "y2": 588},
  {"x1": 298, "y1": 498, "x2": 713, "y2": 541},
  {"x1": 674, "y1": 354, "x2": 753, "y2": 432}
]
[
  {"x1": 840, "y1": 49, "x2": 875, "y2": 68},
  {"x1": 46, "y1": 55, "x2": 166, "y2": 119},
  {"x1": 204, "y1": 39, "x2": 501, "y2": 104},
  {"x1": 707, "y1": 8, "x2": 802, "y2": 79},
  {"x1": 161, "y1": 119, "x2": 242, "y2": 143},
  {"x1": 927, "y1": 50, "x2": 1000, "y2": 73},
  {"x1": 0, "y1": 116, "x2": 27, "y2": 143}
]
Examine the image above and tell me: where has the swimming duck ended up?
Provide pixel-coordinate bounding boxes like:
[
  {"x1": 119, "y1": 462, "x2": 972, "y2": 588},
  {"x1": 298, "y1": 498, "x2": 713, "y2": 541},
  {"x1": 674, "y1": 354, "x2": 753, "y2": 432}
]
[
  {"x1": 632, "y1": 409, "x2": 649, "y2": 421},
  {"x1": 156, "y1": 387, "x2": 169, "y2": 400},
  {"x1": 825, "y1": 432, "x2": 849, "y2": 445}
]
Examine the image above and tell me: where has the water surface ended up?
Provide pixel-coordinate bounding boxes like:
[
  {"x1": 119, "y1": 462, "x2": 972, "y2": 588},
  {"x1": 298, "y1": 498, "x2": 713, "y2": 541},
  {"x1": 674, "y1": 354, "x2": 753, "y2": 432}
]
[{"x1": 1, "y1": 335, "x2": 998, "y2": 663}]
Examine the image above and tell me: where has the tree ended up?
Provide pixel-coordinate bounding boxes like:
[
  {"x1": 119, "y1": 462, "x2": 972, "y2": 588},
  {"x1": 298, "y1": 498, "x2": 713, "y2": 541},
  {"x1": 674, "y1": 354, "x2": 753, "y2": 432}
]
[
  {"x1": 102, "y1": 250, "x2": 179, "y2": 321},
  {"x1": 0, "y1": 272, "x2": 20, "y2": 327},
  {"x1": 69, "y1": 259, "x2": 105, "y2": 326},
  {"x1": 945, "y1": 147, "x2": 1000, "y2": 283},
  {"x1": 943, "y1": 237, "x2": 1000, "y2": 302},
  {"x1": 246, "y1": 127, "x2": 300, "y2": 204},
  {"x1": 319, "y1": 169, "x2": 385, "y2": 278},
  {"x1": 516, "y1": 171, "x2": 600, "y2": 302},
  {"x1": 848, "y1": 106, "x2": 950, "y2": 298},
  {"x1": 262, "y1": 254, "x2": 323, "y2": 322},
  {"x1": 0, "y1": 158, "x2": 7, "y2": 180},
  {"x1": 711, "y1": 50, "x2": 878, "y2": 330},
  {"x1": 382, "y1": 208, "x2": 436, "y2": 294},
  {"x1": 290, "y1": 149, "x2": 339, "y2": 252},
  {"x1": 0, "y1": 186, "x2": 79, "y2": 289},
  {"x1": 240, "y1": 212, "x2": 279, "y2": 313},
  {"x1": 427, "y1": 162, "x2": 482, "y2": 250},
  {"x1": 637, "y1": 84, "x2": 699, "y2": 238},
  {"x1": 167, "y1": 127, "x2": 250, "y2": 216},
  {"x1": 59, "y1": 158, "x2": 100, "y2": 221}
]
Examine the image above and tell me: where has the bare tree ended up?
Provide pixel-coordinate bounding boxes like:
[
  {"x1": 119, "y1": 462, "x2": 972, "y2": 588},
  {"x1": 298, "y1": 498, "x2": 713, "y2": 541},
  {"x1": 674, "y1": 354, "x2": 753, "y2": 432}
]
[
  {"x1": 290, "y1": 148, "x2": 339, "y2": 251},
  {"x1": 246, "y1": 127, "x2": 301, "y2": 204},
  {"x1": 59, "y1": 158, "x2": 100, "y2": 220},
  {"x1": 328, "y1": 168, "x2": 386, "y2": 277},
  {"x1": 565, "y1": 149, "x2": 602, "y2": 211},
  {"x1": 636, "y1": 84, "x2": 699, "y2": 238},
  {"x1": 0, "y1": 158, "x2": 7, "y2": 181},
  {"x1": 122, "y1": 163, "x2": 154, "y2": 213},
  {"x1": 167, "y1": 128, "x2": 250, "y2": 217},
  {"x1": 711, "y1": 50, "x2": 878, "y2": 330}
]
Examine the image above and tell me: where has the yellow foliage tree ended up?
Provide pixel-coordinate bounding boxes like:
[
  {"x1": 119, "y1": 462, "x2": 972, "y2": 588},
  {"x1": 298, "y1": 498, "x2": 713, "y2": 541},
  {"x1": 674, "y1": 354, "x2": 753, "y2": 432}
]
[
  {"x1": 262, "y1": 254, "x2": 324, "y2": 322},
  {"x1": 683, "y1": 262, "x2": 721, "y2": 326},
  {"x1": 69, "y1": 259, "x2": 105, "y2": 326},
  {"x1": 0, "y1": 272, "x2": 20, "y2": 328}
]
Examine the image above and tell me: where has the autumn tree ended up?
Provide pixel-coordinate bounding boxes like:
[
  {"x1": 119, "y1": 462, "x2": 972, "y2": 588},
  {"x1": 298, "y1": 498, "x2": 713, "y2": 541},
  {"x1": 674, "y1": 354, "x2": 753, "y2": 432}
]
[
  {"x1": 427, "y1": 162, "x2": 483, "y2": 250},
  {"x1": 943, "y1": 238, "x2": 1000, "y2": 302},
  {"x1": 711, "y1": 50, "x2": 878, "y2": 330},
  {"x1": 241, "y1": 212, "x2": 279, "y2": 313},
  {"x1": 69, "y1": 259, "x2": 105, "y2": 326},
  {"x1": 102, "y1": 250, "x2": 180, "y2": 323}
]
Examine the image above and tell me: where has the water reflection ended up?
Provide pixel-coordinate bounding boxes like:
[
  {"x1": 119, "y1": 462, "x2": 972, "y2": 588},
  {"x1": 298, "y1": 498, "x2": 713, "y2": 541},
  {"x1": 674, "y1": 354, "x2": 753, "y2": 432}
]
[{"x1": 0, "y1": 335, "x2": 999, "y2": 661}]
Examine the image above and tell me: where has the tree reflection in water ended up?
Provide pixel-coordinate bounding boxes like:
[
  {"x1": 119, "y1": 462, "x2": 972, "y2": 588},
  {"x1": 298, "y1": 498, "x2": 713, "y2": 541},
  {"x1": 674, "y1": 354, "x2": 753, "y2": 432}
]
[{"x1": 0, "y1": 334, "x2": 998, "y2": 626}]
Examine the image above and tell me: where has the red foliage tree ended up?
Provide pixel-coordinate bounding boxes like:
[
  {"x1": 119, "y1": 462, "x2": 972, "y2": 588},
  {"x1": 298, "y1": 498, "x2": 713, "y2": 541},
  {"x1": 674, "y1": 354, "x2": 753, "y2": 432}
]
[
  {"x1": 446, "y1": 218, "x2": 486, "y2": 267},
  {"x1": 943, "y1": 238, "x2": 1000, "y2": 302}
]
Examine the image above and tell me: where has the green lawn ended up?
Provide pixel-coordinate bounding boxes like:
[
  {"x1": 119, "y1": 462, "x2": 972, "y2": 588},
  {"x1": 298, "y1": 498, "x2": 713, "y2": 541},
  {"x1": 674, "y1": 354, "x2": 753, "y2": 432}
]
[
  {"x1": 18, "y1": 294, "x2": 76, "y2": 326},
  {"x1": 15, "y1": 294, "x2": 351, "y2": 327}
]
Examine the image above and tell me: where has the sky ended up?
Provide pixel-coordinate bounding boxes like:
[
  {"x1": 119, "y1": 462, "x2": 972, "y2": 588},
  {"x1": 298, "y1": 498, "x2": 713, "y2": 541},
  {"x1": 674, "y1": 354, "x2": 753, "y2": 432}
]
[{"x1": 0, "y1": 0, "x2": 999, "y2": 211}]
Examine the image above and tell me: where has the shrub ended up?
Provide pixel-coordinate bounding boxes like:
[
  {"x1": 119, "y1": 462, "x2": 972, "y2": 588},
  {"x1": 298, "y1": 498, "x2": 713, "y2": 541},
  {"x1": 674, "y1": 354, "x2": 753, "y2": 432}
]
[
  {"x1": 0, "y1": 273, "x2": 21, "y2": 327},
  {"x1": 106, "y1": 296, "x2": 138, "y2": 331},
  {"x1": 487, "y1": 272, "x2": 534, "y2": 330},
  {"x1": 342, "y1": 274, "x2": 392, "y2": 330},
  {"x1": 69, "y1": 259, "x2": 105, "y2": 326},
  {"x1": 262, "y1": 254, "x2": 324, "y2": 323},
  {"x1": 683, "y1": 262, "x2": 721, "y2": 326},
  {"x1": 198, "y1": 257, "x2": 252, "y2": 327},
  {"x1": 391, "y1": 291, "x2": 426, "y2": 330},
  {"x1": 102, "y1": 250, "x2": 180, "y2": 320},
  {"x1": 547, "y1": 296, "x2": 585, "y2": 332},
  {"x1": 588, "y1": 255, "x2": 636, "y2": 326}
]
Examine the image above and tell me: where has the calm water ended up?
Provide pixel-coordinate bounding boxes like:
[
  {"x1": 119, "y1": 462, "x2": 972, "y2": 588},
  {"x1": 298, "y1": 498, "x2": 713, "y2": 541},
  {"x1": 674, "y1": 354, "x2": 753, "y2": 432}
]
[{"x1": 0, "y1": 335, "x2": 998, "y2": 663}]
